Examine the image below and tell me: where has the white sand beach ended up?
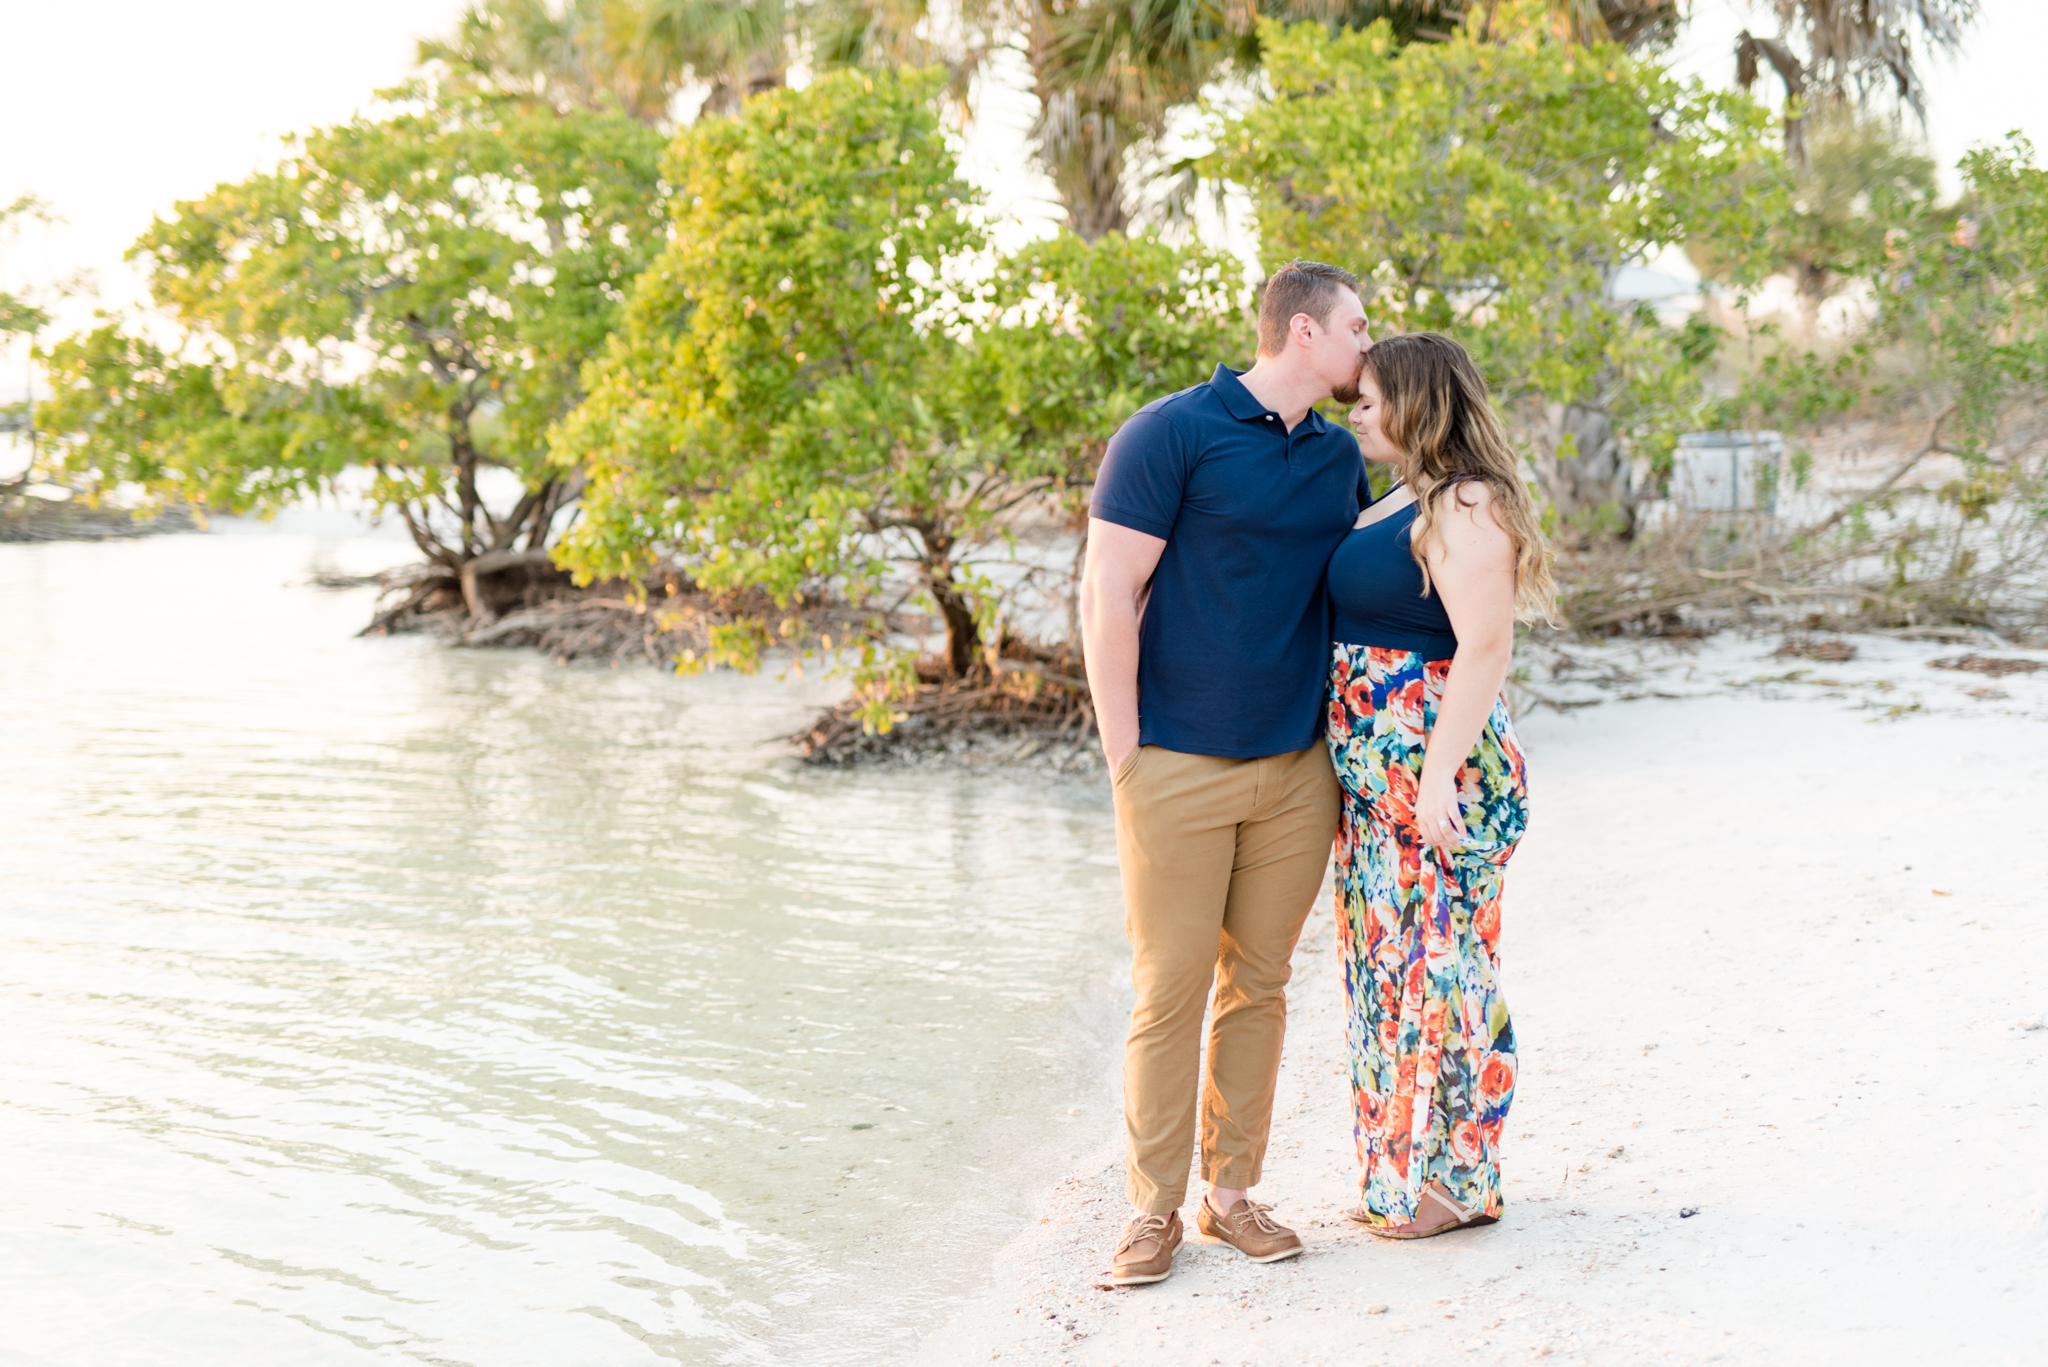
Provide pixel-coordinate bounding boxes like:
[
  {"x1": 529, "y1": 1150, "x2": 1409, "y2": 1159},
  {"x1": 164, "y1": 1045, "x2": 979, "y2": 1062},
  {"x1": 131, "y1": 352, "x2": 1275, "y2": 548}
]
[{"x1": 914, "y1": 635, "x2": 2048, "y2": 1366}]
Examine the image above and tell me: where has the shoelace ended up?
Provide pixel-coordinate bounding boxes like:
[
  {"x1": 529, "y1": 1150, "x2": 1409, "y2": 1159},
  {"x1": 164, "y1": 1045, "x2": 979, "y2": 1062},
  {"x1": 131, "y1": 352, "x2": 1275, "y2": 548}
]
[
  {"x1": 1117, "y1": 1213, "x2": 1171, "y2": 1254},
  {"x1": 1228, "y1": 1201, "x2": 1283, "y2": 1235}
]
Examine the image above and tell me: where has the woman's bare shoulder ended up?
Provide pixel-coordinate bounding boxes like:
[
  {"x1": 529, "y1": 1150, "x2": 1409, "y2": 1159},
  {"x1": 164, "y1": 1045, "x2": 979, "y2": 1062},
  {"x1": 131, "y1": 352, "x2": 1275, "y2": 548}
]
[
  {"x1": 1428, "y1": 479, "x2": 1514, "y2": 562},
  {"x1": 1447, "y1": 477, "x2": 1497, "y2": 511},
  {"x1": 1441, "y1": 478, "x2": 1509, "y2": 528}
]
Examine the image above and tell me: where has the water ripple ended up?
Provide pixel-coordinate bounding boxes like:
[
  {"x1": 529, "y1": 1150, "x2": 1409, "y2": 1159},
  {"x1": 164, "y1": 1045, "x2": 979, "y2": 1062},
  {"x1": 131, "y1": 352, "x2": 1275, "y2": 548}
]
[{"x1": 0, "y1": 531, "x2": 1124, "y2": 1365}]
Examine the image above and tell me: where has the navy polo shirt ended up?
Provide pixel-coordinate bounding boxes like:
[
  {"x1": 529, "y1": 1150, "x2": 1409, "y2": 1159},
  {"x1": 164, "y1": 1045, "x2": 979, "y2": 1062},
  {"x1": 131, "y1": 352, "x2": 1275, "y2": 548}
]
[{"x1": 1091, "y1": 364, "x2": 1367, "y2": 758}]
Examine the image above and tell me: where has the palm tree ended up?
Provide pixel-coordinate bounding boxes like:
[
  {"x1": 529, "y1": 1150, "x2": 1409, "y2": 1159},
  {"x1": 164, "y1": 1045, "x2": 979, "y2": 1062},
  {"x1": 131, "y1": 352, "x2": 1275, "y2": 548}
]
[
  {"x1": 1022, "y1": 0, "x2": 1228, "y2": 241},
  {"x1": 423, "y1": 0, "x2": 987, "y2": 125},
  {"x1": 419, "y1": 0, "x2": 1689, "y2": 237},
  {"x1": 633, "y1": 0, "x2": 797, "y2": 116},
  {"x1": 1736, "y1": 0, "x2": 1978, "y2": 160},
  {"x1": 813, "y1": 0, "x2": 1002, "y2": 102},
  {"x1": 419, "y1": 0, "x2": 674, "y2": 120},
  {"x1": 1022, "y1": 0, "x2": 1684, "y2": 242},
  {"x1": 1530, "y1": 0, "x2": 1683, "y2": 48}
]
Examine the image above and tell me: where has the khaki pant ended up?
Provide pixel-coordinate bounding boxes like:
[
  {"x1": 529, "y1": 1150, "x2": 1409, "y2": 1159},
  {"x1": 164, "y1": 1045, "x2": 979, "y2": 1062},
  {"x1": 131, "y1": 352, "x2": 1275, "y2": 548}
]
[{"x1": 1110, "y1": 743, "x2": 1340, "y2": 1214}]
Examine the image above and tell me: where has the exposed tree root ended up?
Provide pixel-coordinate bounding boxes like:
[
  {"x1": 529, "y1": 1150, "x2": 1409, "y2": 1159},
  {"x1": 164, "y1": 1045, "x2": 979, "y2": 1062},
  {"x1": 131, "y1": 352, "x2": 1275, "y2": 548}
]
[
  {"x1": 365, "y1": 574, "x2": 877, "y2": 670},
  {"x1": 793, "y1": 639, "x2": 1095, "y2": 765}
]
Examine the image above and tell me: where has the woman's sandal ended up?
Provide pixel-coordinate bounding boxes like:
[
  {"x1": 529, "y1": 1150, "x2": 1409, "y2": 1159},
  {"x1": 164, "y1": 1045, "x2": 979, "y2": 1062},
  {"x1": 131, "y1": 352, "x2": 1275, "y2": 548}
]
[{"x1": 1349, "y1": 1186, "x2": 1499, "y2": 1240}]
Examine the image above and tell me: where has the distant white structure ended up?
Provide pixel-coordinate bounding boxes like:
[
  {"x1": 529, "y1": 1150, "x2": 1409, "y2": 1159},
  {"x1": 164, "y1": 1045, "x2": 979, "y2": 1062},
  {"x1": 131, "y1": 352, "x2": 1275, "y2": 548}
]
[
  {"x1": 1669, "y1": 431, "x2": 1785, "y2": 513},
  {"x1": 1609, "y1": 260, "x2": 1704, "y2": 329}
]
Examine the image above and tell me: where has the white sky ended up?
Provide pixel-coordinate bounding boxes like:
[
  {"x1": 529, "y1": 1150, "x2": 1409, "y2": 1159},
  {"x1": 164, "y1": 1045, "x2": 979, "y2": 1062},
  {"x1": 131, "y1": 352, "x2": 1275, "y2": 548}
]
[
  {"x1": 1666, "y1": 0, "x2": 2046, "y2": 188},
  {"x1": 3, "y1": 0, "x2": 2042, "y2": 403}
]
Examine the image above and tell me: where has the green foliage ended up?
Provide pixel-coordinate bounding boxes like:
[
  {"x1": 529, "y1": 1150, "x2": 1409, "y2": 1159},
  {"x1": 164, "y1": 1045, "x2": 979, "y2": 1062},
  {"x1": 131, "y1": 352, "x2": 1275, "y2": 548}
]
[
  {"x1": 421, "y1": 0, "x2": 676, "y2": 122},
  {"x1": 34, "y1": 323, "x2": 386, "y2": 509},
  {"x1": 1210, "y1": 19, "x2": 1788, "y2": 494},
  {"x1": 968, "y1": 230, "x2": 1252, "y2": 516},
  {"x1": 555, "y1": 69, "x2": 981, "y2": 606},
  {"x1": 1777, "y1": 109, "x2": 1940, "y2": 311},
  {"x1": 555, "y1": 67, "x2": 1246, "y2": 694},
  {"x1": 37, "y1": 85, "x2": 665, "y2": 562},
  {"x1": 1707, "y1": 332, "x2": 1873, "y2": 430},
  {"x1": 1725, "y1": 135, "x2": 2048, "y2": 453},
  {"x1": 1886, "y1": 137, "x2": 2048, "y2": 453},
  {"x1": 1668, "y1": 135, "x2": 2048, "y2": 634},
  {"x1": 0, "y1": 194, "x2": 57, "y2": 341}
]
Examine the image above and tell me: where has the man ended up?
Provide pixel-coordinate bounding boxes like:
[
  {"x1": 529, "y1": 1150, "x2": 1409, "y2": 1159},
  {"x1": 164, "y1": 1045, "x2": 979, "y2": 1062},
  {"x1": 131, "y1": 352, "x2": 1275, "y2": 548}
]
[{"x1": 1080, "y1": 260, "x2": 1373, "y2": 1286}]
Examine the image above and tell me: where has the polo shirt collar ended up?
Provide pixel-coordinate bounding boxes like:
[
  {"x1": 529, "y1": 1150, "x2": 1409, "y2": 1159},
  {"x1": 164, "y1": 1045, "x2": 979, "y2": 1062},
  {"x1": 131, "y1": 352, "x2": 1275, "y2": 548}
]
[{"x1": 1209, "y1": 363, "x2": 1331, "y2": 433}]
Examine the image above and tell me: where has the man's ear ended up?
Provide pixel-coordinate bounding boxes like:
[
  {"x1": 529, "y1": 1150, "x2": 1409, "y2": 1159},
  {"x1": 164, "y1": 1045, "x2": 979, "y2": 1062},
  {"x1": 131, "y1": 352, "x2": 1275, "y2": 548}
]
[{"x1": 1289, "y1": 312, "x2": 1318, "y2": 350}]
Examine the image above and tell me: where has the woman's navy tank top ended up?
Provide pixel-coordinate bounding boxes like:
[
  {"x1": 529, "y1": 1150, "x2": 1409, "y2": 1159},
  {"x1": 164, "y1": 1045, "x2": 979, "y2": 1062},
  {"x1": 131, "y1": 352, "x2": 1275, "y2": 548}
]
[{"x1": 1326, "y1": 500, "x2": 1459, "y2": 659}]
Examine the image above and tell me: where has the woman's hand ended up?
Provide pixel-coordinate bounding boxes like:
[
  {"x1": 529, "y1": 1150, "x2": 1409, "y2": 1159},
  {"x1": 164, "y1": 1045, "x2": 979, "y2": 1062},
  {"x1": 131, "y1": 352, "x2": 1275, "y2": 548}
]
[{"x1": 1414, "y1": 760, "x2": 1468, "y2": 852}]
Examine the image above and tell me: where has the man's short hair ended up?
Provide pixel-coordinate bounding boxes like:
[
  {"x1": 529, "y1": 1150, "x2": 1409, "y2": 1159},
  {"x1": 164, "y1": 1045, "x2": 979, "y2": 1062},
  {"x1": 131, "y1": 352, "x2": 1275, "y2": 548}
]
[{"x1": 1256, "y1": 260, "x2": 1362, "y2": 357}]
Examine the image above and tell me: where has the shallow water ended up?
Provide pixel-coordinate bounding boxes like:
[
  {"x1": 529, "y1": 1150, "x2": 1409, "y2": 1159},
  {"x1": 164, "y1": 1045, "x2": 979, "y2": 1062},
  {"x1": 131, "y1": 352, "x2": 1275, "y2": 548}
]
[{"x1": 0, "y1": 523, "x2": 1126, "y2": 1365}]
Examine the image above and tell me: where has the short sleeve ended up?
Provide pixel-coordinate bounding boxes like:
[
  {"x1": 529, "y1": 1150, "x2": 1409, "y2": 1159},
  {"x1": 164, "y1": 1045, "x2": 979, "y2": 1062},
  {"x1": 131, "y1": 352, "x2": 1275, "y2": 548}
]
[{"x1": 1090, "y1": 409, "x2": 1188, "y2": 541}]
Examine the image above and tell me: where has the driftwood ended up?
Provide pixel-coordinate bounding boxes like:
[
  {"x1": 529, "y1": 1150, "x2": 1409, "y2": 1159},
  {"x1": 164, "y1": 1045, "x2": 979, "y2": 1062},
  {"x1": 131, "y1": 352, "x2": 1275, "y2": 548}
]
[{"x1": 1929, "y1": 653, "x2": 2044, "y2": 677}]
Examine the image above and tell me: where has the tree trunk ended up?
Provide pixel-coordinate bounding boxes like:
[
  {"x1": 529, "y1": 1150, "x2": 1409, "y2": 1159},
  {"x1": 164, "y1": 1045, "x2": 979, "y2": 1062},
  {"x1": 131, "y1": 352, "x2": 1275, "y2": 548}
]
[
  {"x1": 916, "y1": 524, "x2": 981, "y2": 676},
  {"x1": 451, "y1": 419, "x2": 481, "y2": 558},
  {"x1": 1025, "y1": 7, "x2": 1131, "y2": 245},
  {"x1": 926, "y1": 570, "x2": 980, "y2": 678},
  {"x1": 1530, "y1": 400, "x2": 1639, "y2": 540},
  {"x1": 1035, "y1": 91, "x2": 1132, "y2": 243}
]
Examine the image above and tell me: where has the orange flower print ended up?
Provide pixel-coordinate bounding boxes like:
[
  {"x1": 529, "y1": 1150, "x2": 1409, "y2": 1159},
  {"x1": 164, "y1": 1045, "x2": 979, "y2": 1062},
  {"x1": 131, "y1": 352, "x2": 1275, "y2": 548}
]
[
  {"x1": 1450, "y1": 1120, "x2": 1482, "y2": 1166},
  {"x1": 1479, "y1": 1055, "x2": 1515, "y2": 1109},
  {"x1": 1385, "y1": 678, "x2": 1425, "y2": 739},
  {"x1": 1473, "y1": 896, "x2": 1501, "y2": 946},
  {"x1": 1385, "y1": 1092, "x2": 1414, "y2": 1145},
  {"x1": 1381, "y1": 763, "x2": 1418, "y2": 833},
  {"x1": 1395, "y1": 843, "x2": 1421, "y2": 895},
  {"x1": 1343, "y1": 672, "x2": 1375, "y2": 719}
]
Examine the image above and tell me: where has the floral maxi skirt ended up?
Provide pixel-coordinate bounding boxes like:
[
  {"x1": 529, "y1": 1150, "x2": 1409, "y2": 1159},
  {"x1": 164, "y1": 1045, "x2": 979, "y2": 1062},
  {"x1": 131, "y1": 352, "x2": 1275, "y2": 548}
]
[{"x1": 1325, "y1": 644, "x2": 1527, "y2": 1226}]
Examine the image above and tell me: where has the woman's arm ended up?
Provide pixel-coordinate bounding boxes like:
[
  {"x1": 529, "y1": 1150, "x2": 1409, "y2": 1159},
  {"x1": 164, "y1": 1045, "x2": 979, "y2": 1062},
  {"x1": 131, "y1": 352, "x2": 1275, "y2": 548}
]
[{"x1": 1414, "y1": 482, "x2": 1518, "y2": 851}]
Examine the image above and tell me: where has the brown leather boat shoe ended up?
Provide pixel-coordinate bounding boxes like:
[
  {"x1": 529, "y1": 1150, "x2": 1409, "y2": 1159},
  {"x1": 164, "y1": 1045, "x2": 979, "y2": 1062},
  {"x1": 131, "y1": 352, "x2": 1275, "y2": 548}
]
[
  {"x1": 1108, "y1": 1210, "x2": 1183, "y2": 1285},
  {"x1": 1196, "y1": 1197, "x2": 1304, "y2": 1263}
]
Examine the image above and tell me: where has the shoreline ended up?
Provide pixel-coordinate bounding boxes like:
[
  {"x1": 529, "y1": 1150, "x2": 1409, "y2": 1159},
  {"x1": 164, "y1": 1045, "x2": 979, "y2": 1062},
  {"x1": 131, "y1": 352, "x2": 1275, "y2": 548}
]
[
  {"x1": 20, "y1": 517, "x2": 2044, "y2": 769},
  {"x1": 911, "y1": 643, "x2": 2048, "y2": 1366},
  {"x1": 0, "y1": 496, "x2": 195, "y2": 542},
  {"x1": 0, "y1": 526, "x2": 1146, "y2": 1367}
]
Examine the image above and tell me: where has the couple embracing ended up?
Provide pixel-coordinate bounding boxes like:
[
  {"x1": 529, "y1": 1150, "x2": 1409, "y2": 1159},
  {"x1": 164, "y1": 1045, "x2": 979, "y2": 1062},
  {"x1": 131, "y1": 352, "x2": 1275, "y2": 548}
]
[{"x1": 1079, "y1": 260, "x2": 1554, "y2": 1285}]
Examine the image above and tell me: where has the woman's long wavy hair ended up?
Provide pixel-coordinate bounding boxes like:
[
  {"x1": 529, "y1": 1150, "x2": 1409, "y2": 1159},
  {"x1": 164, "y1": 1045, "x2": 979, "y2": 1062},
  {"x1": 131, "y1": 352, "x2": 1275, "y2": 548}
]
[{"x1": 1365, "y1": 332, "x2": 1555, "y2": 623}]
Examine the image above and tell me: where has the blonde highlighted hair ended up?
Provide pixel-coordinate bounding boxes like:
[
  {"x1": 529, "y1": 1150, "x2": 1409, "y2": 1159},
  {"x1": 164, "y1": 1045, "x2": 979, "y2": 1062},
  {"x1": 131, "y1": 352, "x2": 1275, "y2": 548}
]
[{"x1": 1363, "y1": 332, "x2": 1555, "y2": 622}]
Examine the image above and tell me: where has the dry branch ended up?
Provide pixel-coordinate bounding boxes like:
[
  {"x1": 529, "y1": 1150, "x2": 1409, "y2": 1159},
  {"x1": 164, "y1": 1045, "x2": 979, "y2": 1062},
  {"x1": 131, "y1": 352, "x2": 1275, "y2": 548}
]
[{"x1": 1802, "y1": 403, "x2": 1957, "y2": 537}]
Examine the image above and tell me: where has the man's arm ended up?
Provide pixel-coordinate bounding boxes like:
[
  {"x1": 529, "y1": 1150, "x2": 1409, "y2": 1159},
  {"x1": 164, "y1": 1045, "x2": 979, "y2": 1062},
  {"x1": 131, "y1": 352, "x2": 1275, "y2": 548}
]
[{"x1": 1081, "y1": 517, "x2": 1168, "y2": 769}]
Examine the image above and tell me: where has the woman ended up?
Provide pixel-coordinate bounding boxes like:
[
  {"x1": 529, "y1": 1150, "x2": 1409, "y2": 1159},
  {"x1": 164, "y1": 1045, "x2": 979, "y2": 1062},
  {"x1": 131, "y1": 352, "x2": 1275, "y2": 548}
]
[{"x1": 1323, "y1": 332, "x2": 1553, "y2": 1238}]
